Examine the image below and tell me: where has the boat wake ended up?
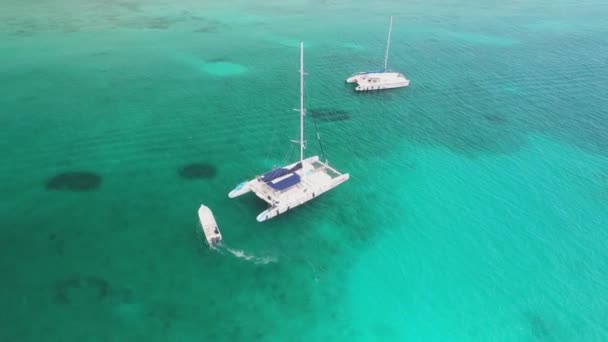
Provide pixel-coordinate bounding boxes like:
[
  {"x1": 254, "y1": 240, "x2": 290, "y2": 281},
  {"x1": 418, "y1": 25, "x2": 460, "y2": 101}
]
[
  {"x1": 223, "y1": 246, "x2": 277, "y2": 265},
  {"x1": 196, "y1": 221, "x2": 276, "y2": 265}
]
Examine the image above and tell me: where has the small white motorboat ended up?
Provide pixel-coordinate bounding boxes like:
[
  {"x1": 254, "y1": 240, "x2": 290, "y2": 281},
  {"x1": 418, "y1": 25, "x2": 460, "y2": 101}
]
[{"x1": 198, "y1": 205, "x2": 222, "y2": 246}]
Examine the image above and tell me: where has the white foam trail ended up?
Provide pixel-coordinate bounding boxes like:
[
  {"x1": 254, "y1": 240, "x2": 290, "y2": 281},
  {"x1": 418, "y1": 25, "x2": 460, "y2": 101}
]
[
  {"x1": 195, "y1": 224, "x2": 276, "y2": 265},
  {"x1": 225, "y1": 247, "x2": 277, "y2": 265}
]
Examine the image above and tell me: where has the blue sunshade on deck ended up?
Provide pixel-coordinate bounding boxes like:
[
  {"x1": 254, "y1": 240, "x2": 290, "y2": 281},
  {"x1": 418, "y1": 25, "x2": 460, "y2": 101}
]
[
  {"x1": 268, "y1": 173, "x2": 301, "y2": 191},
  {"x1": 260, "y1": 162, "x2": 302, "y2": 183},
  {"x1": 261, "y1": 168, "x2": 291, "y2": 183}
]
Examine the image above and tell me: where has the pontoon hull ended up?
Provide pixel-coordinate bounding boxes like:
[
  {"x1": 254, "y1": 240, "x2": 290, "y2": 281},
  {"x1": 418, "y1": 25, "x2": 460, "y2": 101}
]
[{"x1": 228, "y1": 181, "x2": 251, "y2": 198}]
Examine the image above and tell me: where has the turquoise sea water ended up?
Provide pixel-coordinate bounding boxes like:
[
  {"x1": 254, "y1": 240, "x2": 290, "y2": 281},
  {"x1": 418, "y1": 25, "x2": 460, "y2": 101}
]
[{"x1": 2, "y1": 0, "x2": 608, "y2": 340}]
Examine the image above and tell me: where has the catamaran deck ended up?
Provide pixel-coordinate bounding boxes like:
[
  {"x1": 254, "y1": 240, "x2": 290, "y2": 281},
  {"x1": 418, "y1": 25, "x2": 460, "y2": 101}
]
[
  {"x1": 250, "y1": 160, "x2": 341, "y2": 205},
  {"x1": 198, "y1": 205, "x2": 222, "y2": 245}
]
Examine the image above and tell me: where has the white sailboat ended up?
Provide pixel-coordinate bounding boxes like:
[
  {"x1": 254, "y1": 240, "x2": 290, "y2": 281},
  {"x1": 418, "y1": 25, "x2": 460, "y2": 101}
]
[
  {"x1": 346, "y1": 16, "x2": 410, "y2": 91},
  {"x1": 228, "y1": 42, "x2": 350, "y2": 222}
]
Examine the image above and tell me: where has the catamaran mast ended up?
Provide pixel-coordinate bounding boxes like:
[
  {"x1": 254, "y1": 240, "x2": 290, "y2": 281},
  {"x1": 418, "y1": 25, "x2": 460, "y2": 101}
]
[
  {"x1": 383, "y1": 16, "x2": 393, "y2": 71},
  {"x1": 299, "y1": 41, "x2": 305, "y2": 165}
]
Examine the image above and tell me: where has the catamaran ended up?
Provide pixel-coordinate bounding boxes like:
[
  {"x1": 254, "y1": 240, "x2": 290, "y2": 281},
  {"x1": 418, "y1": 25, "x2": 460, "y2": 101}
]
[
  {"x1": 346, "y1": 16, "x2": 410, "y2": 91},
  {"x1": 228, "y1": 42, "x2": 350, "y2": 222}
]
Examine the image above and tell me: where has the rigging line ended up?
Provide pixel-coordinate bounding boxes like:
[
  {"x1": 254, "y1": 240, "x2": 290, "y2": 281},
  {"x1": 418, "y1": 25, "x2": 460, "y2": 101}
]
[
  {"x1": 264, "y1": 112, "x2": 282, "y2": 164},
  {"x1": 280, "y1": 142, "x2": 296, "y2": 167},
  {"x1": 310, "y1": 110, "x2": 327, "y2": 161}
]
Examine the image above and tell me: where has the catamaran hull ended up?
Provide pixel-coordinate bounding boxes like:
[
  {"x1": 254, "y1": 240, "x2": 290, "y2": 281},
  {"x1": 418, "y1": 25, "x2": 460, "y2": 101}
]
[
  {"x1": 256, "y1": 174, "x2": 350, "y2": 222},
  {"x1": 228, "y1": 181, "x2": 252, "y2": 198},
  {"x1": 355, "y1": 79, "x2": 410, "y2": 91}
]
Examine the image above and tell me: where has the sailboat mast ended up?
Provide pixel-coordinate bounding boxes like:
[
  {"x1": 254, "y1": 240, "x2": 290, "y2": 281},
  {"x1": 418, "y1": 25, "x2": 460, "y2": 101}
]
[
  {"x1": 299, "y1": 41, "x2": 305, "y2": 165},
  {"x1": 383, "y1": 16, "x2": 393, "y2": 71}
]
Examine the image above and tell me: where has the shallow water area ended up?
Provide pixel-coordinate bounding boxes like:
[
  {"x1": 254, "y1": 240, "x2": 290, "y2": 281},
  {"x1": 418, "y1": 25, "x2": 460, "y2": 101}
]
[{"x1": 1, "y1": 0, "x2": 608, "y2": 341}]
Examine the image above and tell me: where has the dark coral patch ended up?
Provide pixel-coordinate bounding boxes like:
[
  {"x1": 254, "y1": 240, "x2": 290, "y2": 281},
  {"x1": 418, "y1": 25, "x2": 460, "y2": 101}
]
[
  {"x1": 483, "y1": 114, "x2": 508, "y2": 124},
  {"x1": 179, "y1": 163, "x2": 217, "y2": 179},
  {"x1": 45, "y1": 171, "x2": 101, "y2": 191},
  {"x1": 525, "y1": 312, "x2": 551, "y2": 339},
  {"x1": 309, "y1": 108, "x2": 351, "y2": 122},
  {"x1": 55, "y1": 275, "x2": 111, "y2": 305},
  {"x1": 194, "y1": 25, "x2": 220, "y2": 33}
]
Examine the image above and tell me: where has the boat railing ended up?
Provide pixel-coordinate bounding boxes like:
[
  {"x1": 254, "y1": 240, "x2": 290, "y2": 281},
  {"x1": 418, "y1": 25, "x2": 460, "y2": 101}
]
[{"x1": 322, "y1": 161, "x2": 344, "y2": 178}]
